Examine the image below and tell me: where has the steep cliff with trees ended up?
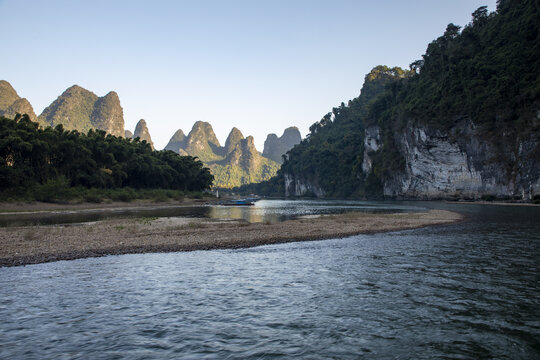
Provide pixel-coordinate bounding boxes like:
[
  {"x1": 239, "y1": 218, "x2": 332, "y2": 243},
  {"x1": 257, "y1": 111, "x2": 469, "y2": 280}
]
[{"x1": 245, "y1": 0, "x2": 540, "y2": 200}]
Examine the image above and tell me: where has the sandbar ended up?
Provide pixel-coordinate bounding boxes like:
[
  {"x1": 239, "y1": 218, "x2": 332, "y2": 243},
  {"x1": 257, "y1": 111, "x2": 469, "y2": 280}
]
[{"x1": 0, "y1": 209, "x2": 463, "y2": 267}]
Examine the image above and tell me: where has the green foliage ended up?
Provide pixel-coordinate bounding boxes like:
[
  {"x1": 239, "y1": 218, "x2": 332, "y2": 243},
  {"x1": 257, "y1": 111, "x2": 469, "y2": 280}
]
[
  {"x1": 0, "y1": 114, "x2": 214, "y2": 202},
  {"x1": 38, "y1": 86, "x2": 98, "y2": 133},
  {"x1": 248, "y1": 0, "x2": 539, "y2": 199},
  {"x1": 210, "y1": 157, "x2": 280, "y2": 189},
  {"x1": 33, "y1": 177, "x2": 74, "y2": 202},
  {"x1": 400, "y1": 0, "x2": 539, "y2": 132},
  {"x1": 278, "y1": 65, "x2": 409, "y2": 198},
  {"x1": 235, "y1": 173, "x2": 285, "y2": 197}
]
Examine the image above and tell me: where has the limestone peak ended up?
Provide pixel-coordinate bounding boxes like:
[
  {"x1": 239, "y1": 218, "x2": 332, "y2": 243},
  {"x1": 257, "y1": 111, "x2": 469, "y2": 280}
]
[
  {"x1": 263, "y1": 126, "x2": 301, "y2": 163},
  {"x1": 133, "y1": 119, "x2": 154, "y2": 149},
  {"x1": 164, "y1": 129, "x2": 186, "y2": 153},
  {"x1": 38, "y1": 85, "x2": 124, "y2": 136},
  {"x1": 224, "y1": 127, "x2": 244, "y2": 155}
]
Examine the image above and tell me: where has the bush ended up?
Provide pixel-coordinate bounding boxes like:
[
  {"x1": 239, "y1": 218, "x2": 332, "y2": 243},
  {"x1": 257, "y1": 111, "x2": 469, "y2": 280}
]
[
  {"x1": 83, "y1": 193, "x2": 103, "y2": 203},
  {"x1": 33, "y1": 177, "x2": 74, "y2": 203},
  {"x1": 481, "y1": 194, "x2": 497, "y2": 201}
]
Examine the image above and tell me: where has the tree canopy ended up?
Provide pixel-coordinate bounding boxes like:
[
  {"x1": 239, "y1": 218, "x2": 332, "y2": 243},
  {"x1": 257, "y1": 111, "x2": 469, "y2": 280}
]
[
  {"x1": 238, "y1": 0, "x2": 540, "y2": 198},
  {"x1": 0, "y1": 114, "x2": 213, "y2": 195}
]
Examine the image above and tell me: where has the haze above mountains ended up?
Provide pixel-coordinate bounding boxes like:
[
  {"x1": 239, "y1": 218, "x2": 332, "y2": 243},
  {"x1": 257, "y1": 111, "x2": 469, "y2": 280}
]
[{"x1": 0, "y1": 80, "x2": 301, "y2": 188}]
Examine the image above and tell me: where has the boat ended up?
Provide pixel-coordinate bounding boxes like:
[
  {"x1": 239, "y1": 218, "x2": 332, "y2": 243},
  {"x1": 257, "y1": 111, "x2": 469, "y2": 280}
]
[{"x1": 219, "y1": 199, "x2": 255, "y2": 206}]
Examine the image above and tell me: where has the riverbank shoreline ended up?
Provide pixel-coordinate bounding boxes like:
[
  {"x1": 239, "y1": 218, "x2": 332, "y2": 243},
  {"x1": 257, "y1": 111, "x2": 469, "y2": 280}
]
[
  {"x1": 1, "y1": 198, "x2": 537, "y2": 214},
  {"x1": 0, "y1": 198, "x2": 218, "y2": 213},
  {"x1": 445, "y1": 200, "x2": 539, "y2": 207},
  {"x1": 0, "y1": 209, "x2": 462, "y2": 268}
]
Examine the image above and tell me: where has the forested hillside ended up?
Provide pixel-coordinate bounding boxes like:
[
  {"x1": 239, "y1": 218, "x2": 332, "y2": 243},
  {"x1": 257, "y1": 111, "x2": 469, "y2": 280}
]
[{"x1": 240, "y1": 0, "x2": 540, "y2": 200}]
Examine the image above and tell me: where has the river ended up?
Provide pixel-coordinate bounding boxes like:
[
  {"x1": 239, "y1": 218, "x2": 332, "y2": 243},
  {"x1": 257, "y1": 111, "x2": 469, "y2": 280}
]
[{"x1": 0, "y1": 201, "x2": 539, "y2": 359}]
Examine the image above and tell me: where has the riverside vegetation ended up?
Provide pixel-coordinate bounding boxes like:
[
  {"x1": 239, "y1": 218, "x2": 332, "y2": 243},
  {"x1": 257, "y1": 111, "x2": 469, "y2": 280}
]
[
  {"x1": 0, "y1": 114, "x2": 214, "y2": 203},
  {"x1": 238, "y1": 0, "x2": 540, "y2": 200}
]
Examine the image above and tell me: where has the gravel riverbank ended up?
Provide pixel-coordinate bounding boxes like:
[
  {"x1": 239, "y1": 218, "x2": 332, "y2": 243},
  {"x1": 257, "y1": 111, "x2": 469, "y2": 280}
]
[{"x1": 0, "y1": 209, "x2": 462, "y2": 267}]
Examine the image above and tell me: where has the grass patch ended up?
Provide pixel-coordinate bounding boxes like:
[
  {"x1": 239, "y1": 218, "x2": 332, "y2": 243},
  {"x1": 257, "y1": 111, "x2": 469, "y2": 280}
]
[
  {"x1": 0, "y1": 185, "x2": 213, "y2": 204},
  {"x1": 184, "y1": 222, "x2": 207, "y2": 229},
  {"x1": 138, "y1": 217, "x2": 158, "y2": 225}
]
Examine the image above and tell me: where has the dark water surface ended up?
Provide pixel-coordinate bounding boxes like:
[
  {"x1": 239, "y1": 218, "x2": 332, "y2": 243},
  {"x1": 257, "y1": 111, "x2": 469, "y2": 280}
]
[
  {"x1": 1, "y1": 202, "x2": 539, "y2": 359},
  {"x1": 0, "y1": 199, "x2": 423, "y2": 227}
]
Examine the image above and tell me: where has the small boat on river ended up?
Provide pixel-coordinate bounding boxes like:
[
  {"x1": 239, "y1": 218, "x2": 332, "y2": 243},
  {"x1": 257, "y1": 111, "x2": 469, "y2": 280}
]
[{"x1": 219, "y1": 198, "x2": 259, "y2": 206}]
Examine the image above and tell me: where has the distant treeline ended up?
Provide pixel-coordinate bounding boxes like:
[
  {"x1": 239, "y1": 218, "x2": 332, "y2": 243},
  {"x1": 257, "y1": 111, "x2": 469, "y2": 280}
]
[
  {"x1": 237, "y1": 0, "x2": 540, "y2": 198},
  {"x1": 0, "y1": 115, "x2": 213, "y2": 200}
]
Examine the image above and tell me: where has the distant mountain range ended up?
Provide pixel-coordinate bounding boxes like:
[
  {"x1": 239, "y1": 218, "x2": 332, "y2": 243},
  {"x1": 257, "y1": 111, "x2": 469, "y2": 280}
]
[
  {"x1": 162, "y1": 121, "x2": 297, "y2": 188},
  {"x1": 0, "y1": 81, "x2": 301, "y2": 188}
]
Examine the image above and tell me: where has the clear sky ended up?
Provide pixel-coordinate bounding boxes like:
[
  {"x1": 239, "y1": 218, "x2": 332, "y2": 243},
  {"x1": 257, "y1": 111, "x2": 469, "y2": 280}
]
[{"x1": 1, "y1": 0, "x2": 497, "y2": 151}]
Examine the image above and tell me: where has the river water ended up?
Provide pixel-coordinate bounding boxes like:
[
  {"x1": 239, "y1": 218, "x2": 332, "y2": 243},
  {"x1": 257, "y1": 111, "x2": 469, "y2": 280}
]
[
  {"x1": 0, "y1": 201, "x2": 539, "y2": 359},
  {"x1": 0, "y1": 199, "x2": 423, "y2": 226}
]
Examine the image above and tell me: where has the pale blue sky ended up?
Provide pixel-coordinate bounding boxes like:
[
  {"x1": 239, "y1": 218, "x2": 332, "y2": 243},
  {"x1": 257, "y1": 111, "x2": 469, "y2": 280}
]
[{"x1": 1, "y1": 0, "x2": 497, "y2": 150}]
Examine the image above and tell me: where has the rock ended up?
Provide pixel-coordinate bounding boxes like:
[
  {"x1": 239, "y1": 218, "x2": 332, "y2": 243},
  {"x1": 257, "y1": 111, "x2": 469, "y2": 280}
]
[
  {"x1": 364, "y1": 118, "x2": 540, "y2": 200},
  {"x1": 362, "y1": 126, "x2": 381, "y2": 174},
  {"x1": 209, "y1": 135, "x2": 280, "y2": 188},
  {"x1": 3, "y1": 98, "x2": 38, "y2": 123},
  {"x1": 0, "y1": 80, "x2": 39, "y2": 123},
  {"x1": 164, "y1": 129, "x2": 186, "y2": 153},
  {"x1": 124, "y1": 130, "x2": 133, "y2": 138},
  {"x1": 224, "y1": 127, "x2": 244, "y2": 155},
  {"x1": 263, "y1": 126, "x2": 301, "y2": 163},
  {"x1": 180, "y1": 121, "x2": 221, "y2": 162},
  {"x1": 90, "y1": 91, "x2": 124, "y2": 137},
  {"x1": 133, "y1": 119, "x2": 154, "y2": 149},
  {"x1": 164, "y1": 121, "x2": 280, "y2": 187},
  {"x1": 284, "y1": 173, "x2": 325, "y2": 198},
  {"x1": 0, "y1": 80, "x2": 20, "y2": 110},
  {"x1": 38, "y1": 85, "x2": 125, "y2": 136}
]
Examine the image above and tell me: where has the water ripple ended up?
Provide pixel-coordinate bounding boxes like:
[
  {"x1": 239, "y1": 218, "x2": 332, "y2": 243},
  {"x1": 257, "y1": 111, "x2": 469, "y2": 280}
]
[{"x1": 0, "y1": 202, "x2": 539, "y2": 359}]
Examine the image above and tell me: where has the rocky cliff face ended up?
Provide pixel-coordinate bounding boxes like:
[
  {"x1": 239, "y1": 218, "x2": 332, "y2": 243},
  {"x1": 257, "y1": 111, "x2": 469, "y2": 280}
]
[
  {"x1": 284, "y1": 173, "x2": 325, "y2": 198},
  {"x1": 263, "y1": 127, "x2": 301, "y2": 163},
  {"x1": 181, "y1": 121, "x2": 222, "y2": 162},
  {"x1": 223, "y1": 136, "x2": 260, "y2": 171},
  {"x1": 281, "y1": 127, "x2": 302, "y2": 148},
  {"x1": 0, "y1": 80, "x2": 20, "y2": 110},
  {"x1": 90, "y1": 91, "x2": 124, "y2": 137},
  {"x1": 0, "y1": 80, "x2": 38, "y2": 123},
  {"x1": 164, "y1": 129, "x2": 186, "y2": 153},
  {"x1": 38, "y1": 85, "x2": 124, "y2": 136},
  {"x1": 364, "y1": 118, "x2": 540, "y2": 200},
  {"x1": 283, "y1": 116, "x2": 539, "y2": 200},
  {"x1": 224, "y1": 127, "x2": 244, "y2": 155},
  {"x1": 164, "y1": 122, "x2": 280, "y2": 187},
  {"x1": 210, "y1": 135, "x2": 280, "y2": 188},
  {"x1": 362, "y1": 126, "x2": 381, "y2": 174},
  {"x1": 132, "y1": 119, "x2": 154, "y2": 149}
]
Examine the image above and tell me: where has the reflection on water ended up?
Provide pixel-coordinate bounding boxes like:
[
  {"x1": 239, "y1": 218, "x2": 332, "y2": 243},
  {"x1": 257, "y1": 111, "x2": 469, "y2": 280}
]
[
  {"x1": 0, "y1": 205, "x2": 210, "y2": 227},
  {"x1": 0, "y1": 199, "x2": 426, "y2": 227},
  {"x1": 207, "y1": 199, "x2": 424, "y2": 223},
  {"x1": 0, "y1": 202, "x2": 539, "y2": 359}
]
